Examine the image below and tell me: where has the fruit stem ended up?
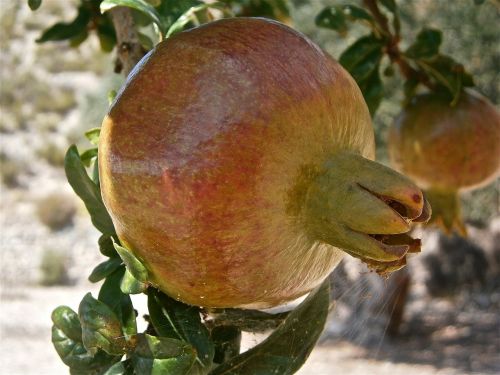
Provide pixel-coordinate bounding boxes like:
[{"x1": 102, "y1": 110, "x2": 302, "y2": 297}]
[{"x1": 425, "y1": 188, "x2": 466, "y2": 236}]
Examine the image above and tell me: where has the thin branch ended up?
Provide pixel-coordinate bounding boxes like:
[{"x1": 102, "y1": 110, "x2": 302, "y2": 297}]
[
  {"x1": 109, "y1": 7, "x2": 146, "y2": 76},
  {"x1": 363, "y1": 0, "x2": 435, "y2": 90}
]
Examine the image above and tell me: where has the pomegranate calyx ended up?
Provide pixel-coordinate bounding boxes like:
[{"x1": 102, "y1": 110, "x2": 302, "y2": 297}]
[{"x1": 304, "y1": 151, "x2": 430, "y2": 274}]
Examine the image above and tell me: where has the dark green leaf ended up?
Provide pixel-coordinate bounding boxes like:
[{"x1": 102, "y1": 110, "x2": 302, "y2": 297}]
[
  {"x1": 89, "y1": 258, "x2": 124, "y2": 283},
  {"x1": 415, "y1": 54, "x2": 474, "y2": 102},
  {"x1": 348, "y1": 47, "x2": 383, "y2": 82},
  {"x1": 97, "y1": 23, "x2": 117, "y2": 53},
  {"x1": 99, "y1": 235, "x2": 119, "y2": 258},
  {"x1": 474, "y1": 0, "x2": 486, "y2": 4},
  {"x1": 64, "y1": 145, "x2": 115, "y2": 235},
  {"x1": 80, "y1": 148, "x2": 98, "y2": 167},
  {"x1": 315, "y1": 6, "x2": 347, "y2": 33},
  {"x1": 405, "y1": 28, "x2": 442, "y2": 59},
  {"x1": 339, "y1": 34, "x2": 384, "y2": 71},
  {"x1": 79, "y1": 293, "x2": 128, "y2": 356},
  {"x1": 37, "y1": 6, "x2": 91, "y2": 43},
  {"x1": 113, "y1": 240, "x2": 149, "y2": 283},
  {"x1": 120, "y1": 268, "x2": 148, "y2": 294},
  {"x1": 211, "y1": 326, "x2": 241, "y2": 364},
  {"x1": 51, "y1": 306, "x2": 119, "y2": 371},
  {"x1": 209, "y1": 279, "x2": 330, "y2": 375},
  {"x1": 69, "y1": 30, "x2": 89, "y2": 48},
  {"x1": 358, "y1": 68, "x2": 384, "y2": 116},
  {"x1": 138, "y1": 32, "x2": 154, "y2": 51},
  {"x1": 100, "y1": 0, "x2": 165, "y2": 34},
  {"x1": 132, "y1": 334, "x2": 196, "y2": 375},
  {"x1": 379, "y1": 0, "x2": 397, "y2": 12},
  {"x1": 28, "y1": 0, "x2": 42, "y2": 11},
  {"x1": 104, "y1": 360, "x2": 133, "y2": 375},
  {"x1": 148, "y1": 289, "x2": 215, "y2": 370},
  {"x1": 99, "y1": 267, "x2": 138, "y2": 338}
]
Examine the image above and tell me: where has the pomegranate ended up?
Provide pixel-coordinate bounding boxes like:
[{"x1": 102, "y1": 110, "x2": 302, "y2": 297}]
[
  {"x1": 99, "y1": 18, "x2": 428, "y2": 308},
  {"x1": 389, "y1": 90, "x2": 500, "y2": 235}
]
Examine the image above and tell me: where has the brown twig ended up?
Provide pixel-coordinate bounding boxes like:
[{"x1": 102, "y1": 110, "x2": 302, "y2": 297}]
[
  {"x1": 363, "y1": 0, "x2": 435, "y2": 90},
  {"x1": 109, "y1": 7, "x2": 146, "y2": 76}
]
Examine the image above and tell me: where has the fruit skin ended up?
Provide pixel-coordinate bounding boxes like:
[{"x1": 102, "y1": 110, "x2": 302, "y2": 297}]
[
  {"x1": 389, "y1": 90, "x2": 500, "y2": 234},
  {"x1": 100, "y1": 18, "x2": 426, "y2": 308}
]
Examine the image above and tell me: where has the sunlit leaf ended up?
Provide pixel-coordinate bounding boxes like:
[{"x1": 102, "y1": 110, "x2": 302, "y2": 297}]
[
  {"x1": 98, "y1": 267, "x2": 138, "y2": 338},
  {"x1": 132, "y1": 334, "x2": 196, "y2": 374},
  {"x1": 80, "y1": 148, "x2": 98, "y2": 167},
  {"x1": 113, "y1": 240, "x2": 149, "y2": 282},
  {"x1": 65, "y1": 145, "x2": 114, "y2": 234},
  {"x1": 120, "y1": 268, "x2": 148, "y2": 294},
  {"x1": 51, "y1": 306, "x2": 119, "y2": 371},
  {"x1": 88, "y1": 258, "x2": 123, "y2": 283},
  {"x1": 79, "y1": 293, "x2": 128, "y2": 356},
  {"x1": 100, "y1": 0, "x2": 165, "y2": 34},
  {"x1": 209, "y1": 279, "x2": 330, "y2": 374}
]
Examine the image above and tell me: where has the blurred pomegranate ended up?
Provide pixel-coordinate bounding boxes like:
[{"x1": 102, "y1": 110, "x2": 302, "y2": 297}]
[{"x1": 389, "y1": 90, "x2": 500, "y2": 235}]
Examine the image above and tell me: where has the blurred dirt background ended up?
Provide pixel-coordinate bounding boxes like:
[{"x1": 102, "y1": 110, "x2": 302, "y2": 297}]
[{"x1": 1, "y1": 1, "x2": 499, "y2": 374}]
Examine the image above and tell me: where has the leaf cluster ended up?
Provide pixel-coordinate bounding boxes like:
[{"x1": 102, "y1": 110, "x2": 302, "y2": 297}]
[{"x1": 315, "y1": 0, "x2": 476, "y2": 115}]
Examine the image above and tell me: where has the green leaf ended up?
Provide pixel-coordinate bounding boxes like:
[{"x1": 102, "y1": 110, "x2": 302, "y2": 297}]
[
  {"x1": 113, "y1": 240, "x2": 149, "y2": 283},
  {"x1": 100, "y1": 0, "x2": 165, "y2": 35},
  {"x1": 316, "y1": 5, "x2": 375, "y2": 34},
  {"x1": 79, "y1": 293, "x2": 128, "y2": 356},
  {"x1": 166, "y1": 3, "x2": 224, "y2": 38},
  {"x1": 51, "y1": 306, "x2": 119, "y2": 371},
  {"x1": 132, "y1": 334, "x2": 196, "y2": 375},
  {"x1": 379, "y1": 0, "x2": 397, "y2": 13},
  {"x1": 85, "y1": 128, "x2": 101, "y2": 145},
  {"x1": 209, "y1": 279, "x2": 330, "y2": 375},
  {"x1": 104, "y1": 360, "x2": 133, "y2": 375},
  {"x1": 65, "y1": 145, "x2": 115, "y2": 235},
  {"x1": 28, "y1": 0, "x2": 42, "y2": 11},
  {"x1": 120, "y1": 268, "x2": 148, "y2": 294},
  {"x1": 341, "y1": 5, "x2": 374, "y2": 22},
  {"x1": 415, "y1": 54, "x2": 474, "y2": 102},
  {"x1": 98, "y1": 23, "x2": 118, "y2": 52},
  {"x1": 52, "y1": 306, "x2": 83, "y2": 342},
  {"x1": 405, "y1": 28, "x2": 442, "y2": 59},
  {"x1": 99, "y1": 267, "x2": 138, "y2": 338},
  {"x1": 315, "y1": 6, "x2": 347, "y2": 33},
  {"x1": 80, "y1": 148, "x2": 98, "y2": 167},
  {"x1": 211, "y1": 326, "x2": 241, "y2": 364},
  {"x1": 155, "y1": 0, "x2": 202, "y2": 31},
  {"x1": 348, "y1": 47, "x2": 383, "y2": 82},
  {"x1": 148, "y1": 289, "x2": 215, "y2": 370},
  {"x1": 37, "y1": 6, "x2": 91, "y2": 43},
  {"x1": 99, "y1": 235, "x2": 119, "y2": 257},
  {"x1": 474, "y1": 0, "x2": 486, "y2": 4},
  {"x1": 403, "y1": 77, "x2": 419, "y2": 103},
  {"x1": 89, "y1": 258, "x2": 124, "y2": 283},
  {"x1": 339, "y1": 34, "x2": 384, "y2": 71},
  {"x1": 358, "y1": 67, "x2": 384, "y2": 116}
]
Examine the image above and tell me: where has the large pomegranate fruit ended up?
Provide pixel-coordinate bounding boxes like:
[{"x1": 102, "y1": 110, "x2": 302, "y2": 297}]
[
  {"x1": 99, "y1": 18, "x2": 429, "y2": 308},
  {"x1": 389, "y1": 90, "x2": 500, "y2": 235}
]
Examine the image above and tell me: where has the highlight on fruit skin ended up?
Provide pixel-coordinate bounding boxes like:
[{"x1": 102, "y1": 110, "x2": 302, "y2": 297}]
[
  {"x1": 99, "y1": 17, "x2": 429, "y2": 309},
  {"x1": 388, "y1": 90, "x2": 500, "y2": 236}
]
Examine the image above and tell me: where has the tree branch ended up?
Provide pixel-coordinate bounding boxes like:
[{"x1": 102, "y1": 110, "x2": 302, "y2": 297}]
[{"x1": 109, "y1": 7, "x2": 145, "y2": 76}]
